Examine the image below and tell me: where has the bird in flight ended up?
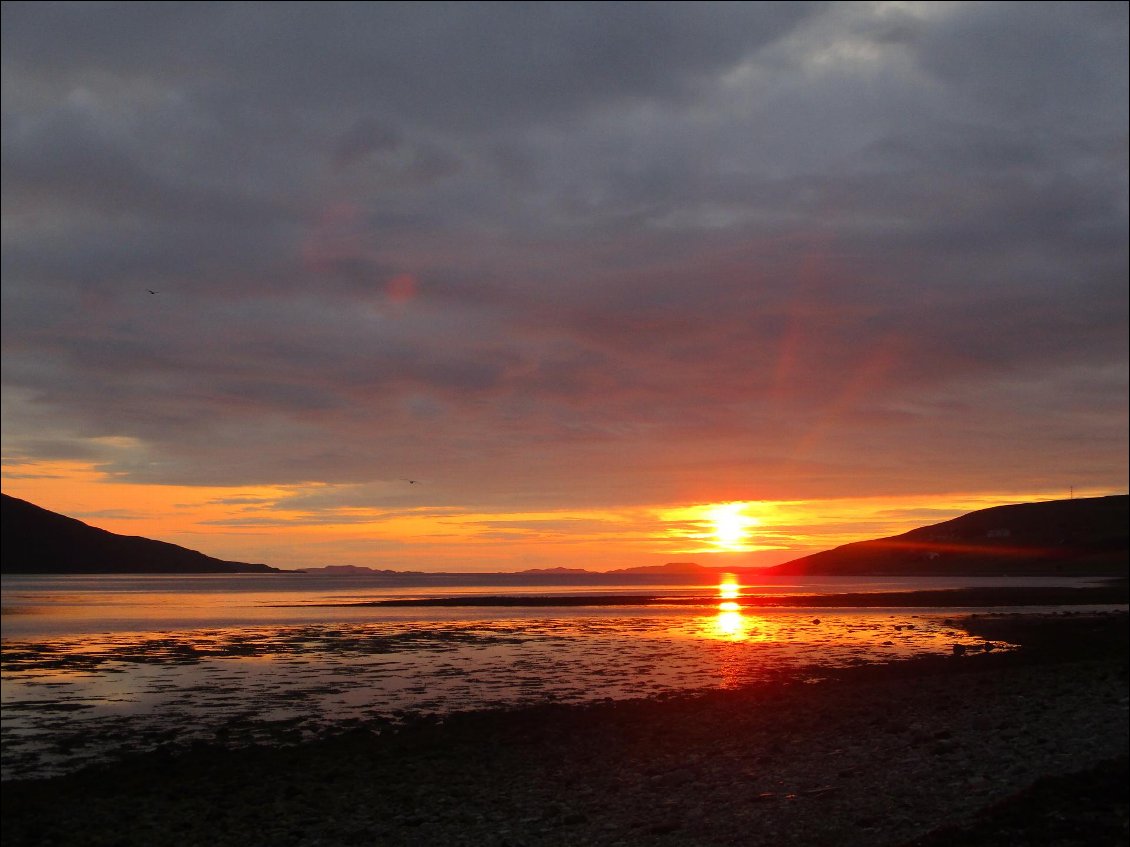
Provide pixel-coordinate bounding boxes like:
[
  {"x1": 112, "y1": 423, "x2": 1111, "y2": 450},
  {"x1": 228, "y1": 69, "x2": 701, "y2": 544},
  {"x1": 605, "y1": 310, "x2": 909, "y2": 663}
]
[
  {"x1": 147, "y1": 289, "x2": 159, "y2": 294},
  {"x1": 404, "y1": 479, "x2": 420, "y2": 485}
]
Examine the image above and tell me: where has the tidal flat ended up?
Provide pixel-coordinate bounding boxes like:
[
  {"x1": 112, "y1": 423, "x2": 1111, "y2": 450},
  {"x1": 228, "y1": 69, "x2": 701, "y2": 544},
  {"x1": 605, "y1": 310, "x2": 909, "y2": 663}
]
[
  {"x1": 2, "y1": 611, "x2": 1127, "y2": 847},
  {"x1": 2, "y1": 608, "x2": 1017, "y2": 781}
]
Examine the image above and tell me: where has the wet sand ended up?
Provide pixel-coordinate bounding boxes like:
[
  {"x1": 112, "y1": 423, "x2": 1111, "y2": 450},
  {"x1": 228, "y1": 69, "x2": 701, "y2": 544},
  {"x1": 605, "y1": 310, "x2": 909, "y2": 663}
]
[{"x1": 2, "y1": 610, "x2": 1126, "y2": 847}]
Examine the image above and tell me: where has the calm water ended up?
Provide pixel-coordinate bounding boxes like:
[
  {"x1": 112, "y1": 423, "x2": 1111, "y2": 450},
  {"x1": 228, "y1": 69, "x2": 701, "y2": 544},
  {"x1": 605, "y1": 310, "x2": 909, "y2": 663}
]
[{"x1": 0, "y1": 573, "x2": 1113, "y2": 780}]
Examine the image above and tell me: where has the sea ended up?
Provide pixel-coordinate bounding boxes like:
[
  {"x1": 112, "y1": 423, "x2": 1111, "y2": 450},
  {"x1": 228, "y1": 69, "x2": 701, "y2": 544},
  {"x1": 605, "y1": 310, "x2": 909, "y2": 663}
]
[{"x1": 0, "y1": 572, "x2": 1118, "y2": 781}]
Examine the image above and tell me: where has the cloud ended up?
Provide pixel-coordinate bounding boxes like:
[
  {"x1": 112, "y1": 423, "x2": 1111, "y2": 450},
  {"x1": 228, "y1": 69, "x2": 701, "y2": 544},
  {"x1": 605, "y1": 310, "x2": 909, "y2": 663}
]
[{"x1": 2, "y1": 1, "x2": 1127, "y2": 521}]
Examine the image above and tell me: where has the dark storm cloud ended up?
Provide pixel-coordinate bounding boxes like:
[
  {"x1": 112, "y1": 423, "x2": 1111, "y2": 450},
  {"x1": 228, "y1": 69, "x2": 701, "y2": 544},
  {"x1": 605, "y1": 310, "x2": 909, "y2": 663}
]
[{"x1": 2, "y1": 2, "x2": 1127, "y2": 508}]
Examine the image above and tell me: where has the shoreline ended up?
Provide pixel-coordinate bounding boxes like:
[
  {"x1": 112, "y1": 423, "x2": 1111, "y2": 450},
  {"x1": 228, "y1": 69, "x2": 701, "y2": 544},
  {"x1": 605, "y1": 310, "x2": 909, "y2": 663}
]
[
  {"x1": 2, "y1": 611, "x2": 1126, "y2": 846},
  {"x1": 296, "y1": 581, "x2": 1130, "y2": 608}
]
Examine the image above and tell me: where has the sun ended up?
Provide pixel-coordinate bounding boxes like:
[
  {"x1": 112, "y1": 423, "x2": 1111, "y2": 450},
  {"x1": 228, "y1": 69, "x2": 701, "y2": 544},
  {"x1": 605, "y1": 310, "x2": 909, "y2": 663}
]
[{"x1": 707, "y1": 503, "x2": 760, "y2": 551}]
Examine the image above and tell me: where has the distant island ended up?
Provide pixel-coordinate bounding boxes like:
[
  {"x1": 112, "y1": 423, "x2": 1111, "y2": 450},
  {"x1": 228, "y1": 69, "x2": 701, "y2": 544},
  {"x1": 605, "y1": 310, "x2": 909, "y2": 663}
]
[
  {"x1": 1, "y1": 491, "x2": 1125, "y2": 577},
  {"x1": 0, "y1": 494, "x2": 278, "y2": 574},
  {"x1": 295, "y1": 561, "x2": 717, "y2": 580}
]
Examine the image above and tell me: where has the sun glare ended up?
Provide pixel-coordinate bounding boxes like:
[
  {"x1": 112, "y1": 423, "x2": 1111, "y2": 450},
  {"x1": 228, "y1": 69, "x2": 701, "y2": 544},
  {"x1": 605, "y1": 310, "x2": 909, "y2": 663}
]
[{"x1": 708, "y1": 503, "x2": 760, "y2": 551}]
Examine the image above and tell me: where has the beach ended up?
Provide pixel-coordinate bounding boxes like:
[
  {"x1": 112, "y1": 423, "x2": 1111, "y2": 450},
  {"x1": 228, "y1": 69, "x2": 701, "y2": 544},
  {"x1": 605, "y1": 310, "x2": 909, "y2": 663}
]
[
  {"x1": 3, "y1": 610, "x2": 1126, "y2": 847},
  {"x1": 5, "y1": 4, "x2": 1127, "y2": 844}
]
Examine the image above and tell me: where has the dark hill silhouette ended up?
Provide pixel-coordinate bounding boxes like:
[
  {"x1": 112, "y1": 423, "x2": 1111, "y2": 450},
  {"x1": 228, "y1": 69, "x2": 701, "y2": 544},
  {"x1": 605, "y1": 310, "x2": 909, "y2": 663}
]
[
  {"x1": 765, "y1": 495, "x2": 1128, "y2": 576},
  {"x1": 1, "y1": 494, "x2": 278, "y2": 574}
]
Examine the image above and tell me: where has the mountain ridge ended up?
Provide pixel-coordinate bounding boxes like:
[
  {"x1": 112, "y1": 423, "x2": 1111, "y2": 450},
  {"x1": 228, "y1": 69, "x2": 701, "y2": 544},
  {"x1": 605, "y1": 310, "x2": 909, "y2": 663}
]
[
  {"x1": 1, "y1": 494, "x2": 278, "y2": 574},
  {"x1": 763, "y1": 494, "x2": 1128, "y2": 576}
]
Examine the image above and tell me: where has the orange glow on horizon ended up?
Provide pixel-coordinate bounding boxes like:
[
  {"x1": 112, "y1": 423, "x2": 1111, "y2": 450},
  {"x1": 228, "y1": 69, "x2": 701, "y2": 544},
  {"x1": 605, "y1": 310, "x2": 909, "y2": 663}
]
[{"x1": 2, "y1": 457, "x2": 1113, "y2": 572}]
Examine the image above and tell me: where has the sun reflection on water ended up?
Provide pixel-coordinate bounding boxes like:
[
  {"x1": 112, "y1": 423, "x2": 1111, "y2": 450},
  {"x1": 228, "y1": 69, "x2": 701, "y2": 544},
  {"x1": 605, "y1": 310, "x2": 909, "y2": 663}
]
[
  {"x1": 709, "y1": 574, "x2": 758, "y2": 640},
  {"x1": 708, "y1": 604, "x2": 780, "y2": 642},
  {"x1": 718, "y1": 573, "x2": 740, "y2": 600},
  {"x1": 713, "y1": 607, "x2": 747, "y2": 640}
]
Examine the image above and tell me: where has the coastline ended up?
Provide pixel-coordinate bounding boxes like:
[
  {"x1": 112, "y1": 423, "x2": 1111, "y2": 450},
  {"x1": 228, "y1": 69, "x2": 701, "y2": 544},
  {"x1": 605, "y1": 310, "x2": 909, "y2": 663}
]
[
  {"x1": 3, "y1": 610, "x2": 1126, "y2": 847},
  {"x1": 309, "y1": 581, "x2": 1130, "y2": 608}
]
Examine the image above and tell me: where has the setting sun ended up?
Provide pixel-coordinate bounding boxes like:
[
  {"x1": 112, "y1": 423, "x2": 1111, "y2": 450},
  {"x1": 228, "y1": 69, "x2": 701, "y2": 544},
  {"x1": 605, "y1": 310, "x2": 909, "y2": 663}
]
[{"x1": 708, "y1": 503, "x2": 761, "y2": 551}]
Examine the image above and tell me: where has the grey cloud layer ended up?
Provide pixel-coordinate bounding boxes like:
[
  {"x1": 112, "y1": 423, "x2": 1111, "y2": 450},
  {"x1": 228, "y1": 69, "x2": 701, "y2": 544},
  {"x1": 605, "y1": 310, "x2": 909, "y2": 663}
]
[{"x1": 3, "y1": 1, "x2": 1127, "y2": 509}]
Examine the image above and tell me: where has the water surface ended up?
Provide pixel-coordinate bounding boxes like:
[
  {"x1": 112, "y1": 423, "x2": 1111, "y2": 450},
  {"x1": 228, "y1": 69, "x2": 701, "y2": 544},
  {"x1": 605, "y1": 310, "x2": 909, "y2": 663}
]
[{"x1": 0, "y1": 572, "x2": 1113, "y2": 780}]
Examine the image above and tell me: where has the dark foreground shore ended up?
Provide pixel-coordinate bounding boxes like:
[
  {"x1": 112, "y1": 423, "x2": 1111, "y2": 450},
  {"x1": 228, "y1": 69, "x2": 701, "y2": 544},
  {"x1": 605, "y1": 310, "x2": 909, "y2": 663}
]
[{"x1": 3, "y1": 612, "x2": 1127, "y2": 847}]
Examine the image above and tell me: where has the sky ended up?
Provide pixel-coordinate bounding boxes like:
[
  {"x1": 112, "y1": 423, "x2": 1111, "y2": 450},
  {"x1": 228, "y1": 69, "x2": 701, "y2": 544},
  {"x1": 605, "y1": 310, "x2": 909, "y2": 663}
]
[{"x1": 2, "y1": 1, "x2": 1127, "y2": 571}]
